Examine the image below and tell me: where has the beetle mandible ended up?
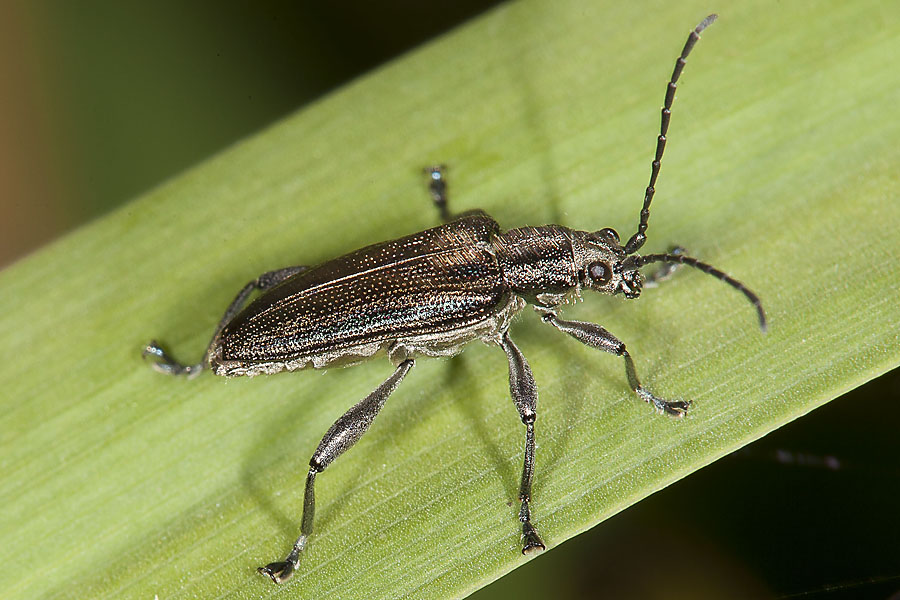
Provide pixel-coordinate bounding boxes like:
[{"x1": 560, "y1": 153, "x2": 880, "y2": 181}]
[{"x1": 144, "y1": 14, "x2": 766, "y2": 584}]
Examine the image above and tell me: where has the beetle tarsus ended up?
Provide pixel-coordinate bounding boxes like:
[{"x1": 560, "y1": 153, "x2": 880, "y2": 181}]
[
  {"x1": 141, "y1": 340, "x2": 203, "y2": 378},
  {"x1": 636, "y1": 387, "x2": 691, "y2": 417},
  {"x1": 257, "y1": 558, "x2": 297, "y2": 584},
  {"x1": 521, "y1": 522, "x2": 546, "y2": 555}
]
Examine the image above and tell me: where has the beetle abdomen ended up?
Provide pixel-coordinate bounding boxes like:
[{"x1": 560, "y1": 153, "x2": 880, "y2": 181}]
[{"x1": 214, "y1": 215, "x2": 509, "y2": 370}]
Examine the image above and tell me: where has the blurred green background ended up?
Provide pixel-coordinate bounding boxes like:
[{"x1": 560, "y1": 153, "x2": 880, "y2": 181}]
[
  {"x1": 0, "y1": 1, "x2": 507, "y2": 268},
  {"x1": 2, "y1": 2, "x2": 897, "y2": 598}
]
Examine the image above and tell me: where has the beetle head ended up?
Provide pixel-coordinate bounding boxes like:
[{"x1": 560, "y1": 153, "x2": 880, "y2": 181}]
[
  {"x1": 566, "y1": 226, "x2": 767, "y2": 332},
  {"x1": 571, "y1": 228, "x2": 643, "y2": 299}
]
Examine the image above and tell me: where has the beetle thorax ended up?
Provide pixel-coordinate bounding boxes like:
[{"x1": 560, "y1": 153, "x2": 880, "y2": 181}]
[{"x1": 494, "y1": 225, "x2": 643, "y2": 302}]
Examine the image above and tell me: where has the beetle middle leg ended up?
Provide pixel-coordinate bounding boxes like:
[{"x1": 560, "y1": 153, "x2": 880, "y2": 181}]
[
  {"x1": 499, "y1": 331, "x2": 546, "y2": 554},
  {"x1": 535, "y1": 307, "x2": 690, "y2": 417},
  {"x1": 425, "y1": 164, "x2": 452, "y2": 222},
  {"x1": 258, "y1": 356, "x2": 415, "y2": 584},
  {"x1": 424, "y1": 165, "x2": 489, "y2": 223},
  {"x1": 643, "y1": 245, "x2": 686, "y2": 288},
  {"x1": 143, "y1": 265, "x2": 308, "y2": 377}
]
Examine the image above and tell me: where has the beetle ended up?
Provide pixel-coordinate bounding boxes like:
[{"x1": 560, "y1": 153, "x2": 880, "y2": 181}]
[{"x1": 144, "y1": 14, "x2": 766, "y2": 584}]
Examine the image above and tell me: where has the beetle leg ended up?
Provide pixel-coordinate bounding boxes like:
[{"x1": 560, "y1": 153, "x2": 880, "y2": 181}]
[
  {"x1": 424, "y1": 164, "x2": 451, "y2": 222},
  {"x1": 642, "y1": 245, "x2": 686, "y2": 288},
  {"x1": 499, "y1": 332, "x2": 546, "y2": 555},
  {"x1": 423, "y1": 165, "x2": 489, "y2": 223},
  {"x1": 258, "y1": 358, "x2": 415, "y2": 584},
  {"x1": 535, "y1": 307, "x2": 690, "y2": 417},
  {"x1": 212, "y1": 266, "x2": 311, "y2": 341},
  {"x1": 143, "y1": 265, "x2": 308, "y2": 377}
]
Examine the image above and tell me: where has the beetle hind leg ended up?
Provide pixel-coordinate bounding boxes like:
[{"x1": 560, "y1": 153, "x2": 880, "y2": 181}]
[
  {"x1": 142, "y1": 340, "x2": 204, "y2": 378},
  {"x1": 499, "y1": 332, "x2": 546, "y2": 555},
  {"x1": 259, "y1": 358, "x2": 415, "y2": 584},
  {"x1": 143, "y1": 265, "x2": 308, "y2": 377}
]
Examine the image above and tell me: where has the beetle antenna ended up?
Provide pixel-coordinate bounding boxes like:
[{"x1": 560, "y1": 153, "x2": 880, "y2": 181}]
[
  {"x1": 624, "y1": 14, "x2": 717, "y2": 256},
  {"x1": 631, "y1": 252, "x2": 767, "y2": 333}
]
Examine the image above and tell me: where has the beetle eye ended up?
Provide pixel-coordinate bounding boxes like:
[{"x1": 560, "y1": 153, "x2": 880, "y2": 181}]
[
  {"x1": 598, "y1": 228, "x2": 619, "y2": 242},
  {"x1": 588, "y1": 261, "x2": 611, "y2": 285}
]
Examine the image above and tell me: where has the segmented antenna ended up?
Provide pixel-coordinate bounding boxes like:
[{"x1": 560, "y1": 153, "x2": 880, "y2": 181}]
[
  {"x1": 630, "y1": 252, "x2": 768, "y2": 332},
  {"x1": 624, "y1": 14, "x2": 717, "y2": 256}
]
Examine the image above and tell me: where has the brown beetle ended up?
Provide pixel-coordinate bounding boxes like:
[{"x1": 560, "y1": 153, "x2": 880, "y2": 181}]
[{"x1": 145, "y1": 14, "x2": 764, "y2": 584}]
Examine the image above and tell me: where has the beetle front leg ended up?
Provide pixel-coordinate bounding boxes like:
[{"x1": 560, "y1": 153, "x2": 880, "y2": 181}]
[
  {"x1": 499, "y1": 332, "x2": 546, "y2": 554},
  {"x1": 642, "y1": 245, "x2": 686, "y2": 288},
  {"x1": 535, "y1": 308, "x2": 690, "y2": 417},
  {"x1": 258, "y1": 358, "x2": 415, "y2": 584},
  {"x1": 143, "y1": 265, "x2": 308, "y2": 377}
]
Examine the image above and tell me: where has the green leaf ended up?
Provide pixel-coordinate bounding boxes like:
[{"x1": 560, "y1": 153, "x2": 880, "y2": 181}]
[{"x1": 2, "y1": 1, "x2": 898, "y2": 598}]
